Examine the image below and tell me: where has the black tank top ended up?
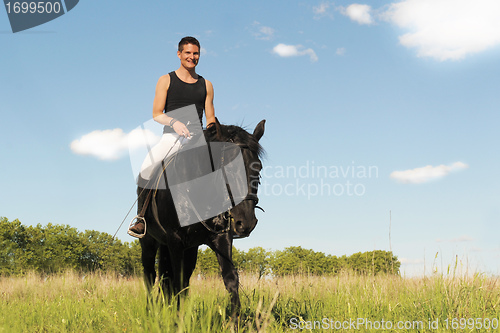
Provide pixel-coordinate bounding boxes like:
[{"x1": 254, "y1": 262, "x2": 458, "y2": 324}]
[{"x1": 163, "y1": 71, "x2": 207, "y2": 133}]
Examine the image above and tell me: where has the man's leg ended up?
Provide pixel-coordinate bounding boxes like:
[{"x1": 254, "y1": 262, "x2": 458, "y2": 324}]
[
  {"x1": 129, "y1": 133, "x2": 187, "y2": 237},
  {"x1": 139, "y1": 133, "x2": 186, "y2": 180},
  {"x1": 129, "y1": 182, "x2": 150, "y2": 235}
]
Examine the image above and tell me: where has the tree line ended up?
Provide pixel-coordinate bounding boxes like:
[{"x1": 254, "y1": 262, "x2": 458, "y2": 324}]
[
  {"x1": 0, "y1": 218, "x2": 142, "y2": 276},
  {"x1": 0, "y1": 218, "x2": 400, "y2": 276},
  {"x1": 196, "y1": 246, "x2": 400, "y2": 277}
]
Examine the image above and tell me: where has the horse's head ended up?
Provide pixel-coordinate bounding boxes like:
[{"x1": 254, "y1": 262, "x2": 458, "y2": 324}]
[{"x1": 210, "y1": 118, "x2": 265, "y2": 238}]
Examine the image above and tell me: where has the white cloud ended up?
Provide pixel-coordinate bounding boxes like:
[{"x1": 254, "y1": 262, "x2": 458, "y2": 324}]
[
  {"x1": 340, "y1": 4, "x2": 374, "y2": 25},
  {"x1": 313, "y1": 2, "x2": 330, "y2": 14},
  {"x1": 313, "y1": 2, "x2": 334, "y2": 19},
  {"x1": 70, "y1": 128, "x2": 160, "y2": 161},
  {"x1": 390, "y1": 161, "x2": 468, "y2": 184},
  {"x1": 381, "y1": 0, "x2": 500, "y2": 61},
  {"x1": 272, "y1": 43, "x2": 318, "y2": 62},
  {"x1": 336, "y1": 47, "x2": 346, "y2": 56},
  {"x1": 251, "y1": 21, "x2": 275, "y2": 41}
]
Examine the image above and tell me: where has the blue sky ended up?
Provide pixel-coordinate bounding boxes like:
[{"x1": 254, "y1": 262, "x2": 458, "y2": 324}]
[{"x1": 1, "y1": 0, "x2": 499, "y2": 276}]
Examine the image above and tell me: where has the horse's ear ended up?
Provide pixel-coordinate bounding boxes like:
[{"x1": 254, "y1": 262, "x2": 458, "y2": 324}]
[
  {"x1": 253, "y1": 120, "x2": 265, "y2": 141},
  {"x1": 214, "y1": 117, "x2": 227, "y2": 140}
]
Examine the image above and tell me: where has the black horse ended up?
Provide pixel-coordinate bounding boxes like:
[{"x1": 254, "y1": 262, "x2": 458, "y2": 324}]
[{"x1": 138, "y1": 119, "x2": 265, "y2": 319}]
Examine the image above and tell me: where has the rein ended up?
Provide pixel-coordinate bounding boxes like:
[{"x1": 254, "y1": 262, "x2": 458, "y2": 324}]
[
  {"x1": 198, "y1": 193, "x2": 264, "y2": 235},
  {"x1": 116, "y1": 128, "x2": 263, "y2": 239},
  {"x1": 204, "y1": 140, "x2": 263, "y2": 235},
  {"x1": 142, "y1": 131, "x2": 263, "y2": 237}
]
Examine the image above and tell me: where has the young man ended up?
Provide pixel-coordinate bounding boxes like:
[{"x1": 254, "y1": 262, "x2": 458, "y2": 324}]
[{"x1": 128, "y1": 36, "x2": 216, "y2": 237}]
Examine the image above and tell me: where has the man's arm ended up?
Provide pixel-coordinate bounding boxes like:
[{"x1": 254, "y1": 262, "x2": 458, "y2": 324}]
[
  {"x1": 153, "y1": 75, "x2": 191, "y2": 137},
  {"x1": 205, "y1": 79, "x2": 216, "y2": 128},
  {"x1": 152, "y1": 75, "x2": 171, "y2": 125}
]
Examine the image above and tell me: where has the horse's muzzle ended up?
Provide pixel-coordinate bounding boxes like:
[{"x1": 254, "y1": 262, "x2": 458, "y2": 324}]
[{"x1": 233, "y1": 218, "x2": 258, "y2": 238}]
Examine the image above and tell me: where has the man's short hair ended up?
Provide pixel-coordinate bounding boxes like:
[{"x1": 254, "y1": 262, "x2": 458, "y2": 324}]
[{"x1": 178, "y1": 36, "x2": 200, "y2": 52}]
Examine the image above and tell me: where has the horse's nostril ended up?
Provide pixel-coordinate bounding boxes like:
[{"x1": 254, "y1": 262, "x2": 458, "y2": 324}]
[{"x1": 236, "y1": 221, "x2": 243, "y2": 229}]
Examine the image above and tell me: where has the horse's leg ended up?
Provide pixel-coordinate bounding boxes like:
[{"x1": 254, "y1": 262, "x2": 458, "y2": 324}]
[
  {"x1": 181, "y1": 246, "x2": 198, "y2": 292},
  {"x1": 158, "y1": 244, "x2": 174, "y2": 302},
  {"x1": 209, "y1": 235, "x2": 240, "y2": 321},
  {"x1": 139, "y1": 237, "x2": 158, "y2": 310},
  {"x1": 163, "y1": 241, "x2": 186, "y2": 309}
]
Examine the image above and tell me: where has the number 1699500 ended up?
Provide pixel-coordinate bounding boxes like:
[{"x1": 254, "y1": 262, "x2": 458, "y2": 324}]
[{"x1": 5, "y1": 2, "x2": 62, "y2": 14}]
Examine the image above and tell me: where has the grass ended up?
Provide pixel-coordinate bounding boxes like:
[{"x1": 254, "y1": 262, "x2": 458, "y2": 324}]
[{"x1": 0, "y1": 271, "x2": 499, "y2": 332}]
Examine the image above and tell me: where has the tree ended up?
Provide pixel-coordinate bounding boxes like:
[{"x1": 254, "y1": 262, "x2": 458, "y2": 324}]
[
  {"x1": 195, "y1": 247, "x2": 219, "y2": 276},
  {"x1": 241, "y1": 247, "x2": 271, "y2": 278},
  {"x1": 344, "y1": 250, "x2": 400, "y2": 275},
  {"x1": 270, "y1": 246, "x2": 332, "y2": 276},
  {"x1": 0, "y1": 218, "x2": 27, "y2": 275},
  {"x1": 23, "y1": 223, "x2": 86, "y2": 273}
]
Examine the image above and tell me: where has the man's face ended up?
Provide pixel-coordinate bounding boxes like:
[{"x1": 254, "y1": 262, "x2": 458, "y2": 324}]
[{"x1": 177, "y1": 43, "x2": 200, "y2": 70}]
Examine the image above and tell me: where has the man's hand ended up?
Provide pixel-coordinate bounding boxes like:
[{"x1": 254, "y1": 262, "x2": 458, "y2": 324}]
[{"x1": 172, "y1": 121, "x2": 191, "y2": 138}]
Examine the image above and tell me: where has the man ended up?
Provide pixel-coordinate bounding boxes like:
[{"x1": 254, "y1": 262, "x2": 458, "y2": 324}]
[{"x1": 128, "y1": 36, "x2": 216, "y2": 237}]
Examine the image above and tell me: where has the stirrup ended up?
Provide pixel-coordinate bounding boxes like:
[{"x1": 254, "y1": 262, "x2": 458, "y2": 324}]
[{"x1": 127, "y1": 215, "x2": 147, "y2": 239}]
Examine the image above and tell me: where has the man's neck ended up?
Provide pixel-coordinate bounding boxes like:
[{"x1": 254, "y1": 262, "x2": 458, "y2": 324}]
[{"x1": 175, "y1": 67, "x2": 198, "y2": 83}]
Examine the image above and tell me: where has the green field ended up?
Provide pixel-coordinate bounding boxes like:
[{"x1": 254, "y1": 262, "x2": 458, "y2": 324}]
[{"x1": 1, "y1": 271, "x2": 499, "y2": 332}]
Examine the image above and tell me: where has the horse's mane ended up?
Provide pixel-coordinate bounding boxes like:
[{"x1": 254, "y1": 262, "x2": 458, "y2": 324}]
[{"x1": 206, "y1": 124, "x2": 265, "y2": 159}]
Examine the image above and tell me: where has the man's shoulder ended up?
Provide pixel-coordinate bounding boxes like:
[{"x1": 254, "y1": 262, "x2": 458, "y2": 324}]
[
  {"x1": 195, "y1": 74, "x2": 211, "y2": 89},
  {"x1": 157, "y1": 73, "x2": 172, "y2": 88},
  {"x1": 204, "y1": 77, "x2": 212, "y2": 87},
  {"x1": 204, "y1": 78, "x2": 214, "y2": 96},
  {"x1": 159, "y1": 73, "x2": 173, "y2": 81}
]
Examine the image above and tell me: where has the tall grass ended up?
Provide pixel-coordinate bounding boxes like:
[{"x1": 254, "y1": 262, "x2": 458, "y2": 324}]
[{"x1": 1, "y1": 271, "x2": 499, "y2": 332}]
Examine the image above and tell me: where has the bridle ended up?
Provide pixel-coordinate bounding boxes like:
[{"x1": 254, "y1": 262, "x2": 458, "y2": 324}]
[
  {"x1": 200, "y1": 139, "x2": 264, "y2": 236},
  {"x1": 148, "y1": 134, "x2": 263, "y2": 236}
]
